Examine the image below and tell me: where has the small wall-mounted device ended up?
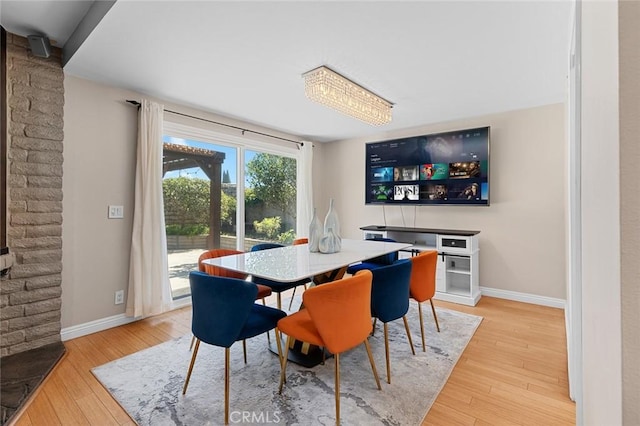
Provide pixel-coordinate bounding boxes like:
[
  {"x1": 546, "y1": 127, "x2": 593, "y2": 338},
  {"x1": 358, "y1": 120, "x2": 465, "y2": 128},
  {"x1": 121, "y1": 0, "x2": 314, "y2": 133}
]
[
  {"x1": 1, "y1": 247, "x2": 15, "y2": 276},
  {"x1": 27, "y1": 35, "x2": 52, "y2": 59}
]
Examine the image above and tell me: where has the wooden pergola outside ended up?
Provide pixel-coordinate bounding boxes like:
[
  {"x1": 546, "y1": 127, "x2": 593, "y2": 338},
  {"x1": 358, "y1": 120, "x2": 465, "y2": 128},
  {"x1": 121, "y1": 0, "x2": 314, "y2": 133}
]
[{"x1": 162, "y1": 143, "x2": 225, "y2": 249}]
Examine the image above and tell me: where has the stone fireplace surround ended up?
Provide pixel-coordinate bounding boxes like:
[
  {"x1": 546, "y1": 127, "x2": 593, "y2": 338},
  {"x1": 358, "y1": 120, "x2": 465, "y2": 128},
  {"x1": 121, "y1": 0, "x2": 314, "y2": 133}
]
[{"x1": 1, "y1": 31, "x2": 66, "y2": 424}]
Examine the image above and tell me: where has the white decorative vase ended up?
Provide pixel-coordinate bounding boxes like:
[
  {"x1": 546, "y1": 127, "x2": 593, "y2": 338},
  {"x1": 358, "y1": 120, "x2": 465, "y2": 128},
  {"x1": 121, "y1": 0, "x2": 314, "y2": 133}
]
[
  {"x1": 323, "y1": 198, "x2": 341, "y2": 241},
  {"x1": 319, "y1": 227, "x2": 341, "y2": 254},
  {"x1": 308, "y1": 208, "x2": 322, "y2": 253},
  {"x1": 319, "y1": 199, "x2": 341, "y2": 253}
]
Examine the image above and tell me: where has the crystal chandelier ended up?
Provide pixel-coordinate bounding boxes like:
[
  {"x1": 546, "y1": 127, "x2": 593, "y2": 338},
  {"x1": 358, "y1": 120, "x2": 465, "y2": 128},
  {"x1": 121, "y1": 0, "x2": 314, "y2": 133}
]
[{"x1": 303, "y1": 66, "x2": 393, "y2": 126}]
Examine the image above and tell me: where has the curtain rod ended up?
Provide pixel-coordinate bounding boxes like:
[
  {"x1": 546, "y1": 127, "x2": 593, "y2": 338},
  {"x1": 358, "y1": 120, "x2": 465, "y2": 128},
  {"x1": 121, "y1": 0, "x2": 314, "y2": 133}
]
[{"x1": 126, "y1": 100, "x2": 303, "y2": 147}]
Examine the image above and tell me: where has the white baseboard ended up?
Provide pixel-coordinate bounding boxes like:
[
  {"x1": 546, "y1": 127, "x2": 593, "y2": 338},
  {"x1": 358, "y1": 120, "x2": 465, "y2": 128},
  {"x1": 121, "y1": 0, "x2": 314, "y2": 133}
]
[
  {"x1": 61, "y1": 313, "x2": 138, "y2": 341},
  {"x1": 61, "y1": 297, "x2": 192, "y2": 341},
  {"x1": 480, "y1": 286, "x2": 566, "y2": 309}
]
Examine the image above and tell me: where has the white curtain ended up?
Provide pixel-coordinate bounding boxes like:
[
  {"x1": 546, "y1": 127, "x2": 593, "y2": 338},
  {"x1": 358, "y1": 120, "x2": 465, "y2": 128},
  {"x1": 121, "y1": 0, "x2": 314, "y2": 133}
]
[
  {"x1": 126, "y1": 99, "x2": 171, "y2": 318},
  {"x1": 296, "y1": 141, "x2": 314, "y2": 237}
]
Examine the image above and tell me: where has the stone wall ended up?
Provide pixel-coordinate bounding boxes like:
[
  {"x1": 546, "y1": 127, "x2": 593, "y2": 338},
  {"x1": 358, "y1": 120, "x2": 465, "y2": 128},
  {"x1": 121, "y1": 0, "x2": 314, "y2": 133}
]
[{"x1": 1, "y1": 34, "x2": 64, "y2": 357}]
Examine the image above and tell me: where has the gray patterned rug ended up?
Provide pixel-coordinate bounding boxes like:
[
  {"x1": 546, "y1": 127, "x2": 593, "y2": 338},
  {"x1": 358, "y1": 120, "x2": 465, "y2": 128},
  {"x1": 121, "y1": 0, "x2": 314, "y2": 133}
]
[{"x1": 92, "y1": 304, "x2": 481, "y2": 425}]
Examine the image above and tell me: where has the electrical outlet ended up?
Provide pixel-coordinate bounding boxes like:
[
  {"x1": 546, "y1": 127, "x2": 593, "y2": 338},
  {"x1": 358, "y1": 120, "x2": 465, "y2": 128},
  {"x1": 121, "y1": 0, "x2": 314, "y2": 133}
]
[
  {"x1": 108, "y1": 205, "x2": 124, "y2": 219},
  {"x1": 115, "y1": 290, "x2": 125, "y2": 305}
]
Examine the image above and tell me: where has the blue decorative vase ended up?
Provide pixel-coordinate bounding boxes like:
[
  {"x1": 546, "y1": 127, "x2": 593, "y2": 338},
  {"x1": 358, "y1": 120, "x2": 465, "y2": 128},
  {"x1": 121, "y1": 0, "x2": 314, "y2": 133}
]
[{"x1": 308, "y1": 208, "x2": 322, "y2": 253}]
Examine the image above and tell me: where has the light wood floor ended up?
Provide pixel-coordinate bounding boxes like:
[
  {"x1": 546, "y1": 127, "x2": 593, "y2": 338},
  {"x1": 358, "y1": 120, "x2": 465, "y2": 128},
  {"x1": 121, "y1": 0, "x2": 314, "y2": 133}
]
[{"x1": 13, "y1": 295, "x2": 575, "y2": 425}]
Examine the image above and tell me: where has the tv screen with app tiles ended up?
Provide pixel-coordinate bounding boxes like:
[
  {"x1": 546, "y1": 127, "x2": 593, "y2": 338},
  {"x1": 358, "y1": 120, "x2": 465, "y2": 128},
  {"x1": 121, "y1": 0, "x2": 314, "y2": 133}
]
[{"x1": 365, "y1": 126, "x2": 490, "y2": 206}]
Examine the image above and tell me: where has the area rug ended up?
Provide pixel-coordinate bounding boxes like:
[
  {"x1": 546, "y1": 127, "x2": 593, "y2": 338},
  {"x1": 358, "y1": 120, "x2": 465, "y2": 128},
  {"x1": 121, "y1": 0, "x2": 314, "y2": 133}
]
[{"x1": 92, "y1": 304, "x2": 481, "y2": 425}]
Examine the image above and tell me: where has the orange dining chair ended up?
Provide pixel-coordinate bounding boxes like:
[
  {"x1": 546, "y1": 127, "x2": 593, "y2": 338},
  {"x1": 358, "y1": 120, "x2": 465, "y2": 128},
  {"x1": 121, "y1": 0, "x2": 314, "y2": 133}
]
[
  {"x1": 288, "y1": 238, "x2": 310, "y2": 309},
  {"x1": 193, "y1": 249, "x2": 274, "y2": 360},
  {"x1": 277, "y1": 270, "x2": 381, "y2": 425},
  {"x1": 370, "y1": 259, "x2": 415, "y2": 384},
  {"x1": 183, "y1": 271, "x2": 286, "y2": 425},
  {"x1": 409, "y1": 250, "x2": 440, "y2": 352}
]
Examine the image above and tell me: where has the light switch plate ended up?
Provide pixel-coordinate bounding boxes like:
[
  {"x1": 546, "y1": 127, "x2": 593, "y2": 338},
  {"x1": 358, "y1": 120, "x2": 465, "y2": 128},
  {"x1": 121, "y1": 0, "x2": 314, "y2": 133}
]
[{"x1": 108, "y1": 205, "x2": 124, "y2": 219}]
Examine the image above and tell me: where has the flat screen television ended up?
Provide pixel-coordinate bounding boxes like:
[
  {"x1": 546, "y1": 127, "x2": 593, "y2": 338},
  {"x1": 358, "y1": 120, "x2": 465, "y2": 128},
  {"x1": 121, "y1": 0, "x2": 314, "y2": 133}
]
[{"x1": 365, "y1": 126, "x2": 490, "y2": 206}]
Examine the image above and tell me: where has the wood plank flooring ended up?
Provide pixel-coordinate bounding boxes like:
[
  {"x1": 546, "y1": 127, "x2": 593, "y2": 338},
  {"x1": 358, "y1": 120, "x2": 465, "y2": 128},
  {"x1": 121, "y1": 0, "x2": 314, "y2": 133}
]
[{"x1": 12, "y1": 296, "x2": 575, "y2": 425}]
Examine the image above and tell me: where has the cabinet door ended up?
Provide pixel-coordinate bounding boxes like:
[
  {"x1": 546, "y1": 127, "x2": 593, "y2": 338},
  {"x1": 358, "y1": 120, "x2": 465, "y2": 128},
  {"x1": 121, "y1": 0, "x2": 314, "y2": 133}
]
[
  {"x1": 444, "y1": 255, "x2": 472, "y2": 296},
  {"x1": 436, "y1": 254, "x2": 446, "y2": 292}
]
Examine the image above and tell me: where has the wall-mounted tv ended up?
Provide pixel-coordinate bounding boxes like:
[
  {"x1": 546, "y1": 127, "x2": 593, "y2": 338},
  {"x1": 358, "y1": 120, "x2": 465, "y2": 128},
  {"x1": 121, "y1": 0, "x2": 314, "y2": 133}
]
[{"x1": 365, "y1": 126, "x2": 490, "y2": 206}]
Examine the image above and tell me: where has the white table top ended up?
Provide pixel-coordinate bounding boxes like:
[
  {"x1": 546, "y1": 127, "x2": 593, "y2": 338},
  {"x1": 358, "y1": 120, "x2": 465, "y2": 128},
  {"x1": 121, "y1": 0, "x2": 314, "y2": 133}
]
[{"x1": 202, "y1": 239, "x2": 411, "y2": 282}]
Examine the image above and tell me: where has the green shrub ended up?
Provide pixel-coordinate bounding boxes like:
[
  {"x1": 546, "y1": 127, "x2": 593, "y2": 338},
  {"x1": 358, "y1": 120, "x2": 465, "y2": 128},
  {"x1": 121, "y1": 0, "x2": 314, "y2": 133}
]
[
  {"x1": 165, "y1": 224, "x2": 209, "y2": 236},
  {"x1": 277, "y1": 229, "x2": 296, "y2": 245},
  {"x1": 253, "y1": 217, "x2": 282, "y2": 240}
]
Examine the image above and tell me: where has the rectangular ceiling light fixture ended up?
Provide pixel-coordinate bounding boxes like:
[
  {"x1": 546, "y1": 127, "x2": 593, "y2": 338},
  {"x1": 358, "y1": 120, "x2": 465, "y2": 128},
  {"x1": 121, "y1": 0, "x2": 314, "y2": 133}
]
[{"x1": 303, "y1": 66, "x2": 393, "y2": 126}]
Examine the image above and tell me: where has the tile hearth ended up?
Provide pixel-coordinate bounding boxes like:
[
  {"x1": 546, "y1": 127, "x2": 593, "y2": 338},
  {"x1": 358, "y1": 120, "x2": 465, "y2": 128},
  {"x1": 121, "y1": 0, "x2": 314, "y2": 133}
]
[{"x1": 0, "y1": 342, "x2": 66, "y2": 425}]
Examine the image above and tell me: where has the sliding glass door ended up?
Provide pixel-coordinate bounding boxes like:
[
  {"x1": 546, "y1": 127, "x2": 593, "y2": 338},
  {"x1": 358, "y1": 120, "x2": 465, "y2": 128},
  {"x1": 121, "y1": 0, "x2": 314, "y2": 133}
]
[{"x1": 162, "y1": 124, "x2": 299, "y2": 300}]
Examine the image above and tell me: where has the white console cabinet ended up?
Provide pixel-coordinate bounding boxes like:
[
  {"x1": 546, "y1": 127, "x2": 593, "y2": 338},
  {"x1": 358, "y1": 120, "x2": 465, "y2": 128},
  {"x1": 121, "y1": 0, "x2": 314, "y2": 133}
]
[{"x1": 360, "y1": 226, "x2": 481, "y2": 306}]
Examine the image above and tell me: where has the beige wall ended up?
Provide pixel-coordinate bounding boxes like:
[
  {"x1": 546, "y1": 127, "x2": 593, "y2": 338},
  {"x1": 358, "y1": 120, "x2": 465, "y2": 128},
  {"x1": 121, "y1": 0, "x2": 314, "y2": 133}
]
[
  {"x1": 62, "y1": 76, "x2": 302, "y2": 328},
  {"x1": 315, "y1": 104, "x2": 567, "y2": 300},
  {"x1": 620, "y1": 0, "x2": 640, "y2": 423},
  {"x1": 62, "y1": 77, "x2": 137, "y2": 327}
]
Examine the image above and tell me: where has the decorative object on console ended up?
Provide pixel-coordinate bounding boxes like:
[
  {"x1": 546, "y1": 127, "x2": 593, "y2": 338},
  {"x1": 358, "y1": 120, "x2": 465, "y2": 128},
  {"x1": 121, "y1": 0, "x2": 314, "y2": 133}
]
[{"x1": 308, "y1": 208, "x2": 322, "y2": 253}]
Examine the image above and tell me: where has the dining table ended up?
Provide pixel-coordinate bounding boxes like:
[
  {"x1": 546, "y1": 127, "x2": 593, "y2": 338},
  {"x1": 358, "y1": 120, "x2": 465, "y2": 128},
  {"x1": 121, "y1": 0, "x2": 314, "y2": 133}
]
[{"x1": 202, "y1": 238, "x2": 411, "y2": 367}]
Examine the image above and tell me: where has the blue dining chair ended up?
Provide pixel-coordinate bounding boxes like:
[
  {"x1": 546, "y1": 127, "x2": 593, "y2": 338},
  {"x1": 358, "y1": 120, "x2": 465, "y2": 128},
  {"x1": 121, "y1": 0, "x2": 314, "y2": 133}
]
[
  {"x1": 183, "y1": 271, "x2": 287, "y2": 425},
  {"x1": 346, "y1": 237, "x2": 399, "y2": 274},
  {"x1": 251, "y1": 243, "x2": 311, "y2": 310},
  {"x1": 370, "y1": 258, "x2": 415, "y2": 384}
]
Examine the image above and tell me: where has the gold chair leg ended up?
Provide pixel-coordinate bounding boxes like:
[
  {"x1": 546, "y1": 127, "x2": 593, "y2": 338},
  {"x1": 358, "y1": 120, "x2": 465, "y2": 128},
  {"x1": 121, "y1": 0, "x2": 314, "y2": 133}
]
[
  {"x1": 363, "y1": 339, "x2": 382, "y2": 390},
  {"x1": 403, "y1": 316, "x2": 416, "y2": 356},
  {"x1": 334, "y1": 353, "x2": 341, "y2": 426},
  {"x1": 274, "y1": 328, "x2": 284, "y2": 367},
  {"x1": 371, "y1": 317, "x2": 377, "y2": 336},
  {"x1": 224, "y1": 347, "x2": 230, "y2": 425},
  {"x1": 288, "y1": 287, "x2": 297, "y2": 310},
  {"x1": 189, "y1": 335, "x2": 196, "y2": 351},
  {"x1": 277, "y1": 293, "x2": 282, "y2": 310},
  {"x1": 242, "y1": 340, "x2": 247, "y2": 364},
  {"x1": 430, "y1": 299, "x2": 441, "y2": 332},
  {"x1": 183, "y1": 339, "x2": 200, "y2": 394},
  {"x1": 279, "y1": 336, "x2": 292, "y2": 393},
  {"x1": 384, "y1": 323, "x2": 391, "y2": 384},
  {"x1": 418, "y1": 302, "x2": 426, "y2": 352}
]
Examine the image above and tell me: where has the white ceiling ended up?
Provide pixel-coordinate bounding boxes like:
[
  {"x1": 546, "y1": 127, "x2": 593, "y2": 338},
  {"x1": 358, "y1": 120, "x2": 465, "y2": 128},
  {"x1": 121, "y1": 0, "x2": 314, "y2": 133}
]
[{"x1": 1, "y1": 1, "x2": 573, "y2": 143}]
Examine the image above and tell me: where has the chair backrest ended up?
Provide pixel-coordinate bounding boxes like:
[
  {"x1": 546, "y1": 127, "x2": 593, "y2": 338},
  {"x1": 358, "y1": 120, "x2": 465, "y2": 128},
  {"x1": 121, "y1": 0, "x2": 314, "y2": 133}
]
[
  {"x1": 366, "y1": 237, "x2": 399, "y2": 265},
  {"x1": 198, "y1": 249, "x2": 247, "y2": 280},
  {"x1": 409, "y1": 250, "x2": 438, "y2": 302},
  {"x1": 189, "y1": 271, "x2": 258, "y2": 347},
  {"x1": 251, "y1": 243, "x2": 284, "y2": 252},
  {"x1": 303, "y1": 270, "x2": 373, "y2": 354},
  {"x1": 292, "y1": 238, "x2": 308, "y2": 245},
  {"x1": 370, "y1": 259, "x2": 412, "y2": 323}
]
